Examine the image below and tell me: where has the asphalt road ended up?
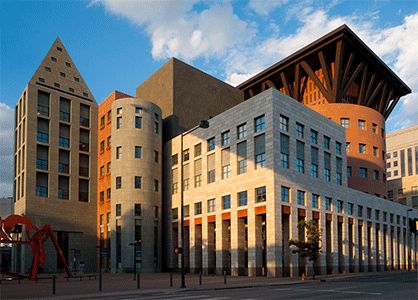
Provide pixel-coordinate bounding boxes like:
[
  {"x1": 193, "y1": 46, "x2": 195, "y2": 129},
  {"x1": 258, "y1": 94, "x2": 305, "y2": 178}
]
[{"x1": 80, "y1": 272, "x2": 417, "y2": 300}]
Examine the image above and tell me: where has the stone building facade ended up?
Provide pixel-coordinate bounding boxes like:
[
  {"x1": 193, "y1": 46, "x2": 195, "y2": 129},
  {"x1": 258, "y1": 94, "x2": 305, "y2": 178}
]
[
  {"x1": 386, "y1": 125, "x2": 418, "y2": 209},
  {"x1": 167, "y1": 89, "x2": 417, "y2": 277}
]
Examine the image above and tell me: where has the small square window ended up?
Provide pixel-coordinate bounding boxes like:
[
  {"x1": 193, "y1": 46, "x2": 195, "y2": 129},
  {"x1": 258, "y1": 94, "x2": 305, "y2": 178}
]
[
  {"x1": 237, "y1": 123, "x2": 247, "y2": 139},
  {"x1": 45, "y1": 66, "x2": 52, "y2": 72},
  {"x1": 255, "y1": 186, "x2": 266, "y2": 203},
  {"x1": 359, "y1": 143, "x2": 366, "y2": 154},
  {"x1": 51, "y1": 56, "x2": 57, "y2": 62},
  {"x1": 54, "y1": 82, "x2": 60, "y2": 88},
  {"x1": 74, "y1": 77, "x2": 80, "y2": 82},
  {"x1": 134, "y1": 176, "x2": 142, "y2": 189},
  {"x1": 222, "y1": 195, "x2": 231, "y2": 209},
  {"x1": 195, "y1": 202, "x2": 202, "y2": 215},
  {"x1": 340, "y1": 118, "x2": 349, "y2": 128},
  {"x1": 65, "y1": 62, "x2": 71, "y2": 67},
  {"x1": 280, "y1": 186, "x2": 289, "y2": 203},
  {"x1": 208, "y1": 199, "x2": 216, "y2": 212},
  {"x1": 38, "y1": 77, "x2": 45, "y2": 83},
  {"x1": 254, "y1": 115, "x2": 265, "y2": 132},
  {"x1": 57, "y1": 47, "x2": 63, "y2": 52},
  {"x1": 60, "y1": 72, "x2": 66, "y2": 78},
  {"x1": 194, "y1": 143, "x2": 202, "y2": 157},
  {"x1": 135, "y1": 107, "x2": 142, "y2": 114},
  {"x1": 358, "y1": 119, "x2": 365, "y2": 130},
  {"x1": 69, "y1": 87, "x2": 75, "y2": 93},
  {"x1": 207, "y1": 137, "x2": 215, "y2": 151},
  {"x1": 135, "y1": 146, "x2": 142, "y2": 158},
  {"x1": 238, "y1": 191, "x2": 247, "y2": 206},
  {"x1": 297, "y1": 190, "x2": 305, "y2": 206},
  {"x1": 221, "y1": 131, "x2": 230, "y2": 146},
  {"x1": 83, "y1": 92, "x2": 89, "y2": 97}
]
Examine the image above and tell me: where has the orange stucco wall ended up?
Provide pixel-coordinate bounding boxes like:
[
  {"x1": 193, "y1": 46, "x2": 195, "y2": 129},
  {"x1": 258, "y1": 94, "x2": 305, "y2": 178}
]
[
  {"x1": 310, "y1": 103, "x2": 387, "y2": 197},
  {"x1": 97, "y1": 91, "x2": 132, "y2": 255}
]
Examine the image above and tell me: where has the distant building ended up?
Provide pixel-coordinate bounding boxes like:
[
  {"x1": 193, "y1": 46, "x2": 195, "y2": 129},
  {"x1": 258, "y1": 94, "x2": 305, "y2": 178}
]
[
  {"x1": 386, "y1": 125, "x2": 418, "y2": 209},
  {"x1": 13, "y1": 38, "x2": 98, "y2": 274},
  {"x1": 0, "y1": 197, "x2": 13, "y2": 219}
]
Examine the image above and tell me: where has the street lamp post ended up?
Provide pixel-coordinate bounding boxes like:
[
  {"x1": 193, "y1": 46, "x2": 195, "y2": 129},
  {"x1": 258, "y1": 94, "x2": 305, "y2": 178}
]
[
  {"x1": 406, "y1": 208, "x2": 413, "y2": 271},
  {"x1": 129, "y1": 240, "x2": 141, "y2": 280},
  {"x1": 180, "y1": 120, "x2": 209, "y2": 288}
]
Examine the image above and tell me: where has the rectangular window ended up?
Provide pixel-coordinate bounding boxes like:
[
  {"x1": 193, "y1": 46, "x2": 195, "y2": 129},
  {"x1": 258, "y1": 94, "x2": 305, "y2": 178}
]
[
  {"x1": 194, "y1": 143, "x2": 202, "y2": 157},
  {"x1": 100, "y1": 166, "x2": 104, "y2": 177},
  {"x1": 154, "y1": 121, "x2": 159, "y2": 134},
  {"x1": 255, "y1": 186, "x2": 266, "y2": 203},
  {"x1": 237, "y1": 123, "x2": 247, "y2": 139},
  {"x1": 107, "y1": 188, "x2": 111, "y2": 199},
  {"x1": 183, "y1": 149, "x2": 190, "y2": 161},
  {"x1": 207, "y1": 137, "x2": 215, "y2": 151},
  {"x1": 337, "y1": 200, "x2": 343, "y2": 213},
  {"x1": 358, "y1": 205, "x2": 363, "y2": 218},
  {"x1": 238, "y1": 191, "x2": 247, "y2": 206},
  {"x1": 325, "y1": 197, "x2": 332, "y2": 211},
  {"x1": 117, "y1": 107, "x2": 122, "y2": 115},
  {"x1": 373, "y1": 170, "x2": 379, "y2": 180},
  {"x1": 80, "y1": 104, "x2": 90, "y2": 127},
  {"x1": 172, "y1": 154, "x2": 178, "y2": 166},
  {"x1": 194, "y1": 174, "x2": 201, "y2": 187},
  {"x1": 367, "y1": 208, "x2": 372, "y2": 219},
  {"x1": 310, "y1": 129, "x2": 318, "y2": 144},
  {"x1": 36, "y1": 145, "x2": 49, "y2": 170},
  {"x1": 59, "y1": 97, "x2": 71, "y2": 122},
  {"x1": 279, "y1": 115, "x2": 289, "y2": 131},
  {"x1": 208, "y1": 199, "x2": 215, "y2": 212},
  {"x1": 116, "y1": 176, "x2": 122, "y2": 189},
  {"x1": 207, "y1": 153, "x2": 215, "y2": 183},
  {"x1": 184, "y1": 205, "x2": 189, "y2": 217},
  {"x1": 400, "y1": 149, "x2": 405, "y2": 176},
  {"x1": 347, "y1": 166, "x2": 352, "y2": 177},
  {"x1": 154, "y1": 179, "x2": 159, "y2": 192},
  {"x1": 375, "y1": 209, "x2": 380, "y2": 221},
  {"x1": 172, "y1": 208, "x2": 178, "y2": 219},
  {"x1": 79, "y1": 179, "x2": 89, "y2": 202},
  {"x1": 79, "y1": 154, "x2": 89, "y2": 177},
  {"x1": 296, "y1": 122, "x2": 304, "y2": 138},
  {"x1": 37, "y1": 118, "x2": 49, "y2": 143},
  {"x1": 58, "y1": 150, "x2": 70, "y2": 174},
  {"x1": 222, "y1": 195, "x2": 231, "y2": 209},
  {"x1": 280, "y1": 133, "x2": 289, "y2": 168},
  {"x1": 359, "y1": 143, "x2": 367, "y2": 154},
  {"x1": 221, "y1": 130, "x2": 230, "y2": 146},
  {"x1": 407, "y1": 148, "x2": 413, "y2": 176},
  {"x1": 237, "y1": 141, "x2": 247, "y2": 174},
  {"x1": 340, "y1": 118, "x2": 349, "y2": 128},
  {"x1": 116, "y1": 204, "x2": 121, "y2": 217},
  {"x1": 135, "y1": 116, "x2": 142, "y2": 129},
  {"x1": 37, "y1": 90, "x2": 50, "y2": 116},
  {"x1": 107, "y1": 162, "x2": 111, "y2": 173},
  {"x1": 336, "y1": 157, "x2": 342, "y2": 185},
  {"x1": 195, "y1": 202, "x2": 202, "y2": 215},
  {"x1": 358, "y1": 119, "x2": 365, "y2": 130},
  {"x1": 134, "y1": 146, "x2": 142, "y2": 158},
  {"x1": 116, "y1": 146, "x2": 122, "y2": 159},
  {"x1": 134, "y1": 204, "x2": 141, "y2": 216},
  {"x1": 324, "y1": 152, "x2": 331, "y2": 182},
  {"x1": 254, "y1": 115, "x2": 266, "y2": 132},
  {"x1": 297, "y1": 190, "x2": 305, "y2": 206},
  {"x1": 312, "y1": 194, "x2": 319, "y2": 209},
  {"x1": 154, "y1": 150, "x2": 159, "y2": 163},
  {"x1": 222, "y1": 165, "x2": 231, "y2": 179},
  {"x1": 311, "y1": 146, "x2": 318, "y2": 177},
  {"x1": 58, "y1": 176, "x2": 69, "y2": 200},
  {"x1": 116, "y1": 116, "x2": 122, "y2": 129},
  {"x1": 296, "y1": 140, "x2": 304, "y2": 173},
  {"x1": 100, "y1": 141, "x2": 105, "y2": 153},
  {"x1": 135, "y1": 176, "x2": 142, "y2": 189},
  {"x1": 323, "y1": 136, "x2": 330, "y2": 150},
  {"x1": 372, "y1": 123, "x2": 377, "y2": 133},
  {"x1": 281, "y1": 186, "x2": 289, "y2": 202},
  {"x1": 135, "y1": 107, "x2": 142, "y2": 114},
  {"x1": 255, "y1": 134, "x2": 266, "y2": 169},
  {"x1": 359, "y1": 167, "x2": 367, "y2": 178},
  {"x1": 336, "y1": 141, "x2": 342, "y2": 156}
]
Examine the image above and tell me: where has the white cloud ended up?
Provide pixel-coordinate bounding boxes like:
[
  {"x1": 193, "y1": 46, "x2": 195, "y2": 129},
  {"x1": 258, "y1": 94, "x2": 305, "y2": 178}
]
[
  {"x1": 0, "y1": 103, "x2": 14, "y2": 198},
  {"x1": 248, "y1": 0, "x2": 288, "y2": 16},
  {"x1": 97, "y1": 0, "x2": 256, "y2": 61}
]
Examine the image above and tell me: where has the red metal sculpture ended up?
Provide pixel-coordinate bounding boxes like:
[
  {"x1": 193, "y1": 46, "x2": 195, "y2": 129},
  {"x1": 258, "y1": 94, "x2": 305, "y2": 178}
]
[{"x1": 0, "y1": 214, "x2": 72, "y2": 280}]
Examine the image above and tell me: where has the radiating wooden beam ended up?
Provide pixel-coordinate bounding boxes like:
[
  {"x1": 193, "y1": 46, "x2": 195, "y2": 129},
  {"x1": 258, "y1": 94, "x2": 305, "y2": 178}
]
[
  {"x1": 377, "y1": 83, "x2": 388, "y2": 113},
  {"x1": 280, "y1": 72, "x2": 293, "y2": 98},
  {"x1": 341, "y1": 52, "x2": 355, "y2": 88},
  {"x1": 384, "y1": 96, "x2": 400, "y2": 119},
  {"x1": 342, "y1": 62, "x2": 364, "y2": 96},
  {"x1": 366, "y1": 80, "x2": 384, "y2": 107},
  {"x1": 363, "y1": 73, "x2": 376, "y2": 105},
  {"x1": 333, "y1": 40, "x2": 344, "y2": 101},
  {"x1": 300, "y1": 75, "x2": 308, "y2": 102},
  {"x1": 358, "y1": 64, "x2": 368, "y2": 104},
  {"x1": 300, "y1": 60, "x2": 330, "y2": 100},
  {"x1": 381, "y1": 89, "x2": 394, "y2": 115},
  {"x1": 318, "y1": 51, "x2": 333, "y2": 91},
  {"x1": 248, "y1": 88, "x2": 255, "y2": 98},
  {"x1": 294, "y1": 64, "x2": 301, "y2": 101}
]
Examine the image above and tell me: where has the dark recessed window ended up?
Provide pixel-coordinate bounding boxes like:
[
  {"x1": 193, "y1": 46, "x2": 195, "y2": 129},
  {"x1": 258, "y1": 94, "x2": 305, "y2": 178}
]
[
  {"x1": 45, "y1": 66, "x2": 52, "y2": 72},
  {"x1": 57, "y1": 47, "x2": 63, "y2": 52},
  {"x1": 51, "y1": 56, "x2": 57, "y2": 62},
  {"x1": 38, "y1": 77, "x2": 45, "y2": 83},
  {"x1": 60, "y1": 72, "x2": 66, "y2": 78},
  {"x1": 74, "y1": 77, "x2": 80, "y2": 82},
  {"x1": 69, "y1": 87, "x2": 75, "y2": 93},
  {"x1": 54, "y1": 82, "x2": 60, "y2": 88},
  {"x1": 65, "y1": 62, "x2": 71, "y2": 67},
  {"x1": 83, "y1": 92, "x2": 88, "y2": 97}
]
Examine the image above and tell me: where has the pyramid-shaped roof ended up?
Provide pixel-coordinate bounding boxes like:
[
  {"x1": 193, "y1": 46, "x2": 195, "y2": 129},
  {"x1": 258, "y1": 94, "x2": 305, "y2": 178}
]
[{"x1": 29, "y1": 37, "x2": 95, "y2": 102}]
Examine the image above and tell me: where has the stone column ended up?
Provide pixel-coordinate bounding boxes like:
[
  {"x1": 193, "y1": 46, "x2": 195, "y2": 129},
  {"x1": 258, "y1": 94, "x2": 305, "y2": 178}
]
[
  {"x1": 399, "y1": 228, "x2": 405, "y2": 270},
  {"x1": 189, "y1": 219, "x2": 196, "y2": 273},
  {"x1": 248, "y1": 209, "x2": 263, "y2": 276},
  {"x1": 393, "y1": 228, "x2": 399, "y2": 270},
  {"x1": 379, "y1": 226, "x2": 385, "y2": 271},
  {"x1": 191, "y1": 223, "x2": 203, "y2": 274},
  {"x1": 369, "y1": 224, "x2": 376, "y2": 272},
  {"x1": 266, "y1": 198, "x2": 282, "y2": 277},
  {"x1": 386, "y1": 227, "x2": 392, "y2": 270},
  {"x1": 215, "y1": 215, "x2": 224, "y2": 275},
  {"x1": 202, "y1": 220, "x2": 215, "y2": 274},
  {"x1": 353, "y1": 219, "x2": 360, "y2": 273},
  {"x1": 319, "y1": 213, "x2": 327, "y2": 275},
  {"x1": 289, "y1": 210, "x2": 300, "y2": 278},
  {"x1": 331, "y1": 217, "x2": 339, "y2": 274},
  {"x1": 363, "y1": 223, "x2": 369, "y2": 272},
  {"x1": 342, "y1": 218, "x2": 350, "y2": 273},
  {"x1": 230, "y1": 210, "x2": 239, "y2": 276}
]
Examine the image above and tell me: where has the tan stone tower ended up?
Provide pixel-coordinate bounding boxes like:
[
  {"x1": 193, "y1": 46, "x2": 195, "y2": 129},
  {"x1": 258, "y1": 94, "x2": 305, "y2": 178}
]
[{"x1": 13, "y1": 37, "x2": 98, "y2": 273}]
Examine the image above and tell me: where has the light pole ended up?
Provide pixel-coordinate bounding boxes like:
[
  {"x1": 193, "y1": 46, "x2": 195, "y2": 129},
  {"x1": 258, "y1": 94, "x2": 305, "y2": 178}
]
[
  {"x1": 406, "y1": 208, "x2": 413, "y2": 271},
  {"x1": 180, "y1": 120, "x2": 209, "y2": 288},
  {"x1": 129, "y1": 240, "x2": 141, "y2": 280}
]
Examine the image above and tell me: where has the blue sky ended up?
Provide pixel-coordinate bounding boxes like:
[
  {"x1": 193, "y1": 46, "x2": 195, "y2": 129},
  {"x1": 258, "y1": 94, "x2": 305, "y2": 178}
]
[{"x1": 1, "y1": 0, "x2": 417, "y2": 196}]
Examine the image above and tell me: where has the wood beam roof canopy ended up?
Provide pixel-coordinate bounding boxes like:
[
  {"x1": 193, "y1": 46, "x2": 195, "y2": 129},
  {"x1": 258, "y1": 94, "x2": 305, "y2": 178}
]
[{"x1": 237, "y1": 25, "x2": 411, "y2": 119}]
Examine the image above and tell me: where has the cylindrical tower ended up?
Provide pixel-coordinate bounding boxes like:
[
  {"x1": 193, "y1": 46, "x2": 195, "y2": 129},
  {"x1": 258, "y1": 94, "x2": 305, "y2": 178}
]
[
  {"x1": 310, "y1": 103, "x2": 387, "y2": 197},
  {"x1": 110, "y1": 98, "x2": 162, "y2": 272}
]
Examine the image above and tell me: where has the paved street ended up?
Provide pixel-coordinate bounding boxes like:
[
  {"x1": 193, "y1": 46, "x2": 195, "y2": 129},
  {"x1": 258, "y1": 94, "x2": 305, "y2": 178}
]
[{"x1": 1, "y1": 271, "x2": 416, "y2": 299}]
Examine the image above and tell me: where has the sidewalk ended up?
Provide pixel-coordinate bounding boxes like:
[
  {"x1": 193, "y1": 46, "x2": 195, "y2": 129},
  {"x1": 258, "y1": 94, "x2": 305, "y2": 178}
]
[{"x1": 0, "y1": 270, "x2": 409, "y2": 299}]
